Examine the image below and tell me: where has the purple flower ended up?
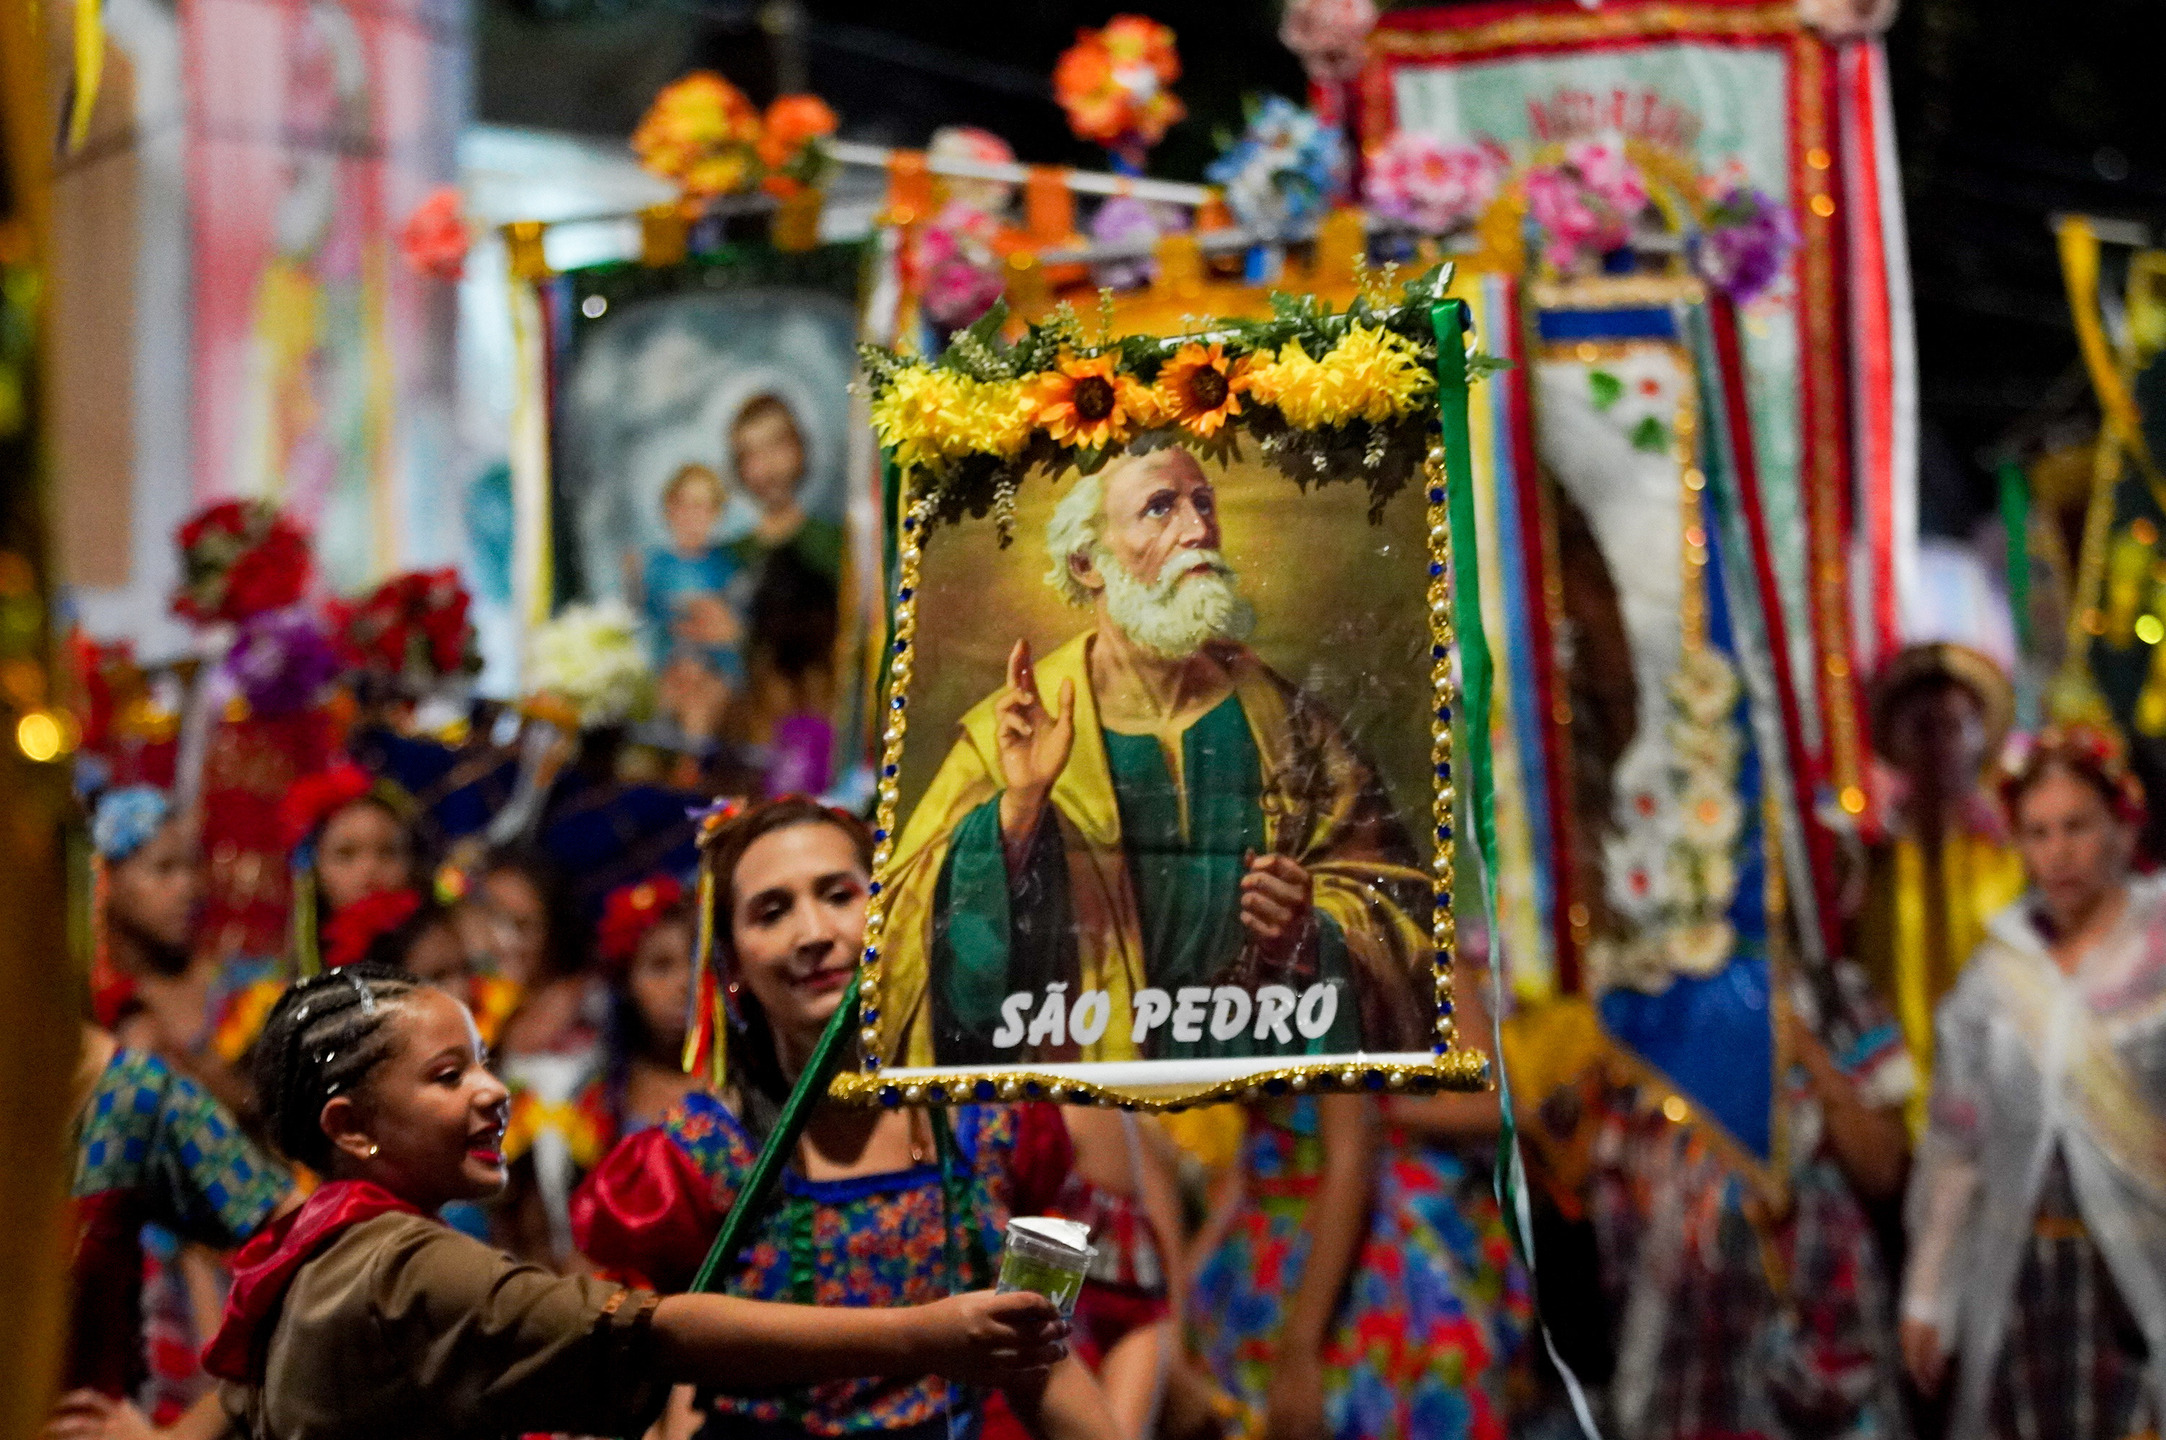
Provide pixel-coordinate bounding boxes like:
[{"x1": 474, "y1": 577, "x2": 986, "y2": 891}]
[
  {"x1": 1693, "y1": 186, "x2": 1797, "y2": 304},
  {"x1": 223, "y1": 604, "x2": 340, "y2": 717},
  {"x1": 1088, "y1": 195, "x2": 1179, "y2": 290}
]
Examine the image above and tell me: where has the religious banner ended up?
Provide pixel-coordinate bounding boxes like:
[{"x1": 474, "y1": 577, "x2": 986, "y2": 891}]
[
  {"x1": 544, "y1": 241, "x2": 879, "y2": 795},
  {"x1": 184, "y1": 0, "x2": 463, "y2": 592},
  {"x1": 1363, "y1": 0, "x2": 1869, "y2": 868},
  {"x1": 834, "y1": 268, "x2": 1488, "y2": 1107},
  {"x1": 1355, "y1": 0, "x2": 1897, "y2": 1183}
]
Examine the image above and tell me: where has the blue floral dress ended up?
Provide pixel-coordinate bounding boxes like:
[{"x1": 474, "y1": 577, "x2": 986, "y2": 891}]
[
  {"x1": 1188, "y1": 1099, "x2": 1530, "y2": 1440},
  {"x1": 573, "y1": 1094, "x2": 1070, "y2": 1439}
]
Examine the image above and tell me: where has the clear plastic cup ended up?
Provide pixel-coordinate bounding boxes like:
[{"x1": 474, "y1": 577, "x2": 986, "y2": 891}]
[{"x1": 995, "y1": 1216, "x2": 1095, "y2": 1318}]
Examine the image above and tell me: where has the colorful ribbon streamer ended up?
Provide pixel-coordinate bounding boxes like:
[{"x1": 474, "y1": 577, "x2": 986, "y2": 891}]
[{"x1": 1430, "y1": 297, "x2": 1599, "y2": 1437}]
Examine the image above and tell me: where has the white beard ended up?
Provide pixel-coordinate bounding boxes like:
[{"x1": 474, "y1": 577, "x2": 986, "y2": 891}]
[{"x1": 1096, "y1": 548, "x2": 1256, "y2": 660}]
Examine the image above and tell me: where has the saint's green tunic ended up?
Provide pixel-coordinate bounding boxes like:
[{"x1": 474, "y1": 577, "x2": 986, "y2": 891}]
[{"x1": 931, "y1": 693, "x2": 1357, "y2": 1061}]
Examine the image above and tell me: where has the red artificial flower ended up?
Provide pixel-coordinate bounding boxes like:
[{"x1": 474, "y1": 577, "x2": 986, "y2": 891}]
[
  {"x1": 176, "y1": 500, "x2": 251, "y2": 554},
  {"x1": 280, "y1": 761, "x2": 375, "y2": 849},
  {"x1": 597, "y1": 875, "x2": 686, "y2": 967},
  {"x1": 322, "y1": 888, "x2": 423, "y2": 970},
  {"x1": 171, "y1": 499, "x2": 313, "y2": 624},
  {"x1": 336, "y1": 568, "x2": 477, "y2": 682},
  {"x1": 398, "y1": 186, "x2": 471, "y2": 282}
]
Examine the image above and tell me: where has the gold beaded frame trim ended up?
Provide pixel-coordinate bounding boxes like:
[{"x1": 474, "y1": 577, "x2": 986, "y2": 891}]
[{"x1": 837, "y1": 277, "x2": 1490, "y2": 1109}]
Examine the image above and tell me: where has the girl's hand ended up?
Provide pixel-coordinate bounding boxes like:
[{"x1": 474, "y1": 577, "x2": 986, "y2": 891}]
[{"x1": 912, "y1": 1290, "x2": 1070, "y2": 1384}]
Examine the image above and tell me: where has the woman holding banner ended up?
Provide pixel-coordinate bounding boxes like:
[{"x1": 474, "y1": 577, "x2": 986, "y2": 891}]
[{"x1": 574, "y1": 796, "x2": 1119, "y2": 1440}]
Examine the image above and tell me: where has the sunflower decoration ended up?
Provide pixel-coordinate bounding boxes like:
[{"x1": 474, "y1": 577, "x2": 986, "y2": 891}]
[
  {"x1": 857, "y1": 264, "x2": 1495, "y2": 529},
  {"x1": 1152, "y1": 343, "x2": 1252, "y2": 438},
  {"x1": 1027, "y1": 353, "x2": 1156, "y2": 452}
]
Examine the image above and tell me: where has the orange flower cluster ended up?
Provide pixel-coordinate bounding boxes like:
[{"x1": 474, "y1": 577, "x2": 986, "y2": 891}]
[
  {"x1": 1053, "y1": 15, "x2": 1185, "y2": 150},
  {"x1": 632, "y1": 73, "x2": 838, "y2": 200}
]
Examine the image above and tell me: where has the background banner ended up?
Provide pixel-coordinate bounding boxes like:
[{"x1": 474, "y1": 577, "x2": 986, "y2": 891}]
[{"x1": 184, "y1": 0, "x2": 462, "y2": 592}]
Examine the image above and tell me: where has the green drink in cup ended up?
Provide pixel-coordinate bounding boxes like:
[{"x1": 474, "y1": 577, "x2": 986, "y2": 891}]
[{"x1": 995, "y1": 1217, "x2": 1095, "y2": 1318}]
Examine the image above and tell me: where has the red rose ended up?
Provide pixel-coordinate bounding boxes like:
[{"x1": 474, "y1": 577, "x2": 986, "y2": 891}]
[
  {"x1": 171, "y1": 500, "x2": 313, "y2": 623},
  {"x1": 221, "y1": 530, "x2": 310, "y2": 621}
]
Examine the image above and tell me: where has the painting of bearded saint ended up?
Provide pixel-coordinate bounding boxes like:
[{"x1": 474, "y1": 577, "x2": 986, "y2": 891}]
[{"x1": 878, "y1": 439, "x2": 1436, "y2": 1074}]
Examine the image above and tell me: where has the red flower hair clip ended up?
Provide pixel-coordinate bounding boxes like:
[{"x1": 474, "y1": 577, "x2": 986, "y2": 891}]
[
  {"x1": 281, "y1": 762, "x2": 377, "y2": 850},
  {"x1": 597, "y1": 875, "x2": 687, "y2": 967},
  {"x1": 322, "y1": 888, "x2": 423, "y2": 970}
]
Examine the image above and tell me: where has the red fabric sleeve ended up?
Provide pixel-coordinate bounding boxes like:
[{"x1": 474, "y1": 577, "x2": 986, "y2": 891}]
[
  {"x1": 1005, "y1": 1101, "x2": 1074, "y2": 1218},
  {"x1": 570, "y1": 1128, "x2": 722, "y2": 1294}
]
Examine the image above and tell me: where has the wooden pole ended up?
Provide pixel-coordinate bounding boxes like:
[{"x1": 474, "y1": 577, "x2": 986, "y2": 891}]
[{"x1": 0, "y1": 0, "x2": 87, "y2": 1431}]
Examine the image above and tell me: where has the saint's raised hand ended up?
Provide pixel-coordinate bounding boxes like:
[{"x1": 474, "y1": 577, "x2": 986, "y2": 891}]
[{"x1": 994, "y1": 638, "x2": 1075, "y2": 846}]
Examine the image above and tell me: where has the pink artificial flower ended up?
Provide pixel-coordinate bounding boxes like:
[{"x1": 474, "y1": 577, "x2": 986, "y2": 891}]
[
  {"x1": 1363, "y1": 132, "x2": 1508, "y2": 235},
  {"x1": 1524, "y1": 138, "x2": 1649, "y2": 274},
  {"x1": 1564, "y1": 137, "x2": 1648, "y2": 217}
]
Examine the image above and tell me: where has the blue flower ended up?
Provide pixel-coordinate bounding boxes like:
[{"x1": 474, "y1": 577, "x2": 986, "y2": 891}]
[
  {"x1": 94, "y1": 785, "x2": 171, "y2": 863},
  {"x1": 1205, "y1": 96, "x2": 1347, "y2": 234}
]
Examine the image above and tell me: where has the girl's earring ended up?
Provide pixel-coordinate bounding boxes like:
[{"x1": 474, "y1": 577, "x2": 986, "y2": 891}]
[{"x1": 366, "y1": 1142, "x2": 380, "y2": 1157}]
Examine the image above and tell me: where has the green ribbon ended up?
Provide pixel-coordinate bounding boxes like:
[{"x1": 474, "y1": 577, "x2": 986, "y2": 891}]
[
  {"x1": 688, "y1": 971, "x2": 862, "y2": 1295},
  {"x1": 1429, "y1": 297, "x2": 1599, "y2": 1437},
  {"x1": 1998, "y1": 459, "x2": 2031, "y2": 654}
]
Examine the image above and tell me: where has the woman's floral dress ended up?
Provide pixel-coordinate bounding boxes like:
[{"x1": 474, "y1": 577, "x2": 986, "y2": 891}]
[
  {"x1": 1189, "y1": 1099, "x2": 1531, "y2": 1440},
  {"x1": 574, "y1": 1094, "x2": 1069, "y2": 1439}
]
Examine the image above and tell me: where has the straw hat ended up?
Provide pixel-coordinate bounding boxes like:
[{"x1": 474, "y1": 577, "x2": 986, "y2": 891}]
[{"x1": 1870, "y1": 641, "x2": 2016, "y2": 760}]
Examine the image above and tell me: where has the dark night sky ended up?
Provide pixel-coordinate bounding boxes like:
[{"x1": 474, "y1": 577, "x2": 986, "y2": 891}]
[{"x1": 476, "y1": 0, "x2": 2166, "y2": 534}]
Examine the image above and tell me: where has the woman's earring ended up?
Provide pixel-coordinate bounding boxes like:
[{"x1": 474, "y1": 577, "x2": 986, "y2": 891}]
[{"x1": 366, "y1": 1142, "x2": 380, "y2": 1157}]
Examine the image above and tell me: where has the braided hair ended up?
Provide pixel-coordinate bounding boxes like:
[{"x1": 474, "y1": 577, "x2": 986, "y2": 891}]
[{"x1": 252, "y1": 965, "x2": 421, "y2": 1173}]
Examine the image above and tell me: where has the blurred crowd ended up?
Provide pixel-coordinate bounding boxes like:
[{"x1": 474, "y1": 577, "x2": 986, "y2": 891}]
[{"x1": 51, "y1": 637, "x2": 2166, "y2": 1440}]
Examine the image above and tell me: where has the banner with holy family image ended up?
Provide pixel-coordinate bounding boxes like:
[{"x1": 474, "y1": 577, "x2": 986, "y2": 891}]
[{"x1": 839, "y1": 272, "x2": 1488, "y2": 1106}]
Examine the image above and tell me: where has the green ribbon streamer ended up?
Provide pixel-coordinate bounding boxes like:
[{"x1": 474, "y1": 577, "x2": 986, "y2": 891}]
[
  {"x1": 1430, "y1": 297, "x2": 1599, "y2": 1437},
  {"x1": 1998, "y1": 460, "x2": 2031, "y2": 654},
  {"x1": 1426, "y1": 298, "x2": 1506, "y2": 1174},
  {"x1": 688, "y1": 971, "x2": 862, "y2": 1295}
]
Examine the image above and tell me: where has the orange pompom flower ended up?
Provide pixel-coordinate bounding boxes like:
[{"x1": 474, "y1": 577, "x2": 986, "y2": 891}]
[
  {"x1": 633, "y1": 71, "x2": 764, "y2": 198},
  {"x1": 1152, "y1": 342, "x2": 1251, "y2": 437},
  {"x1": 1053, "y1": 15, "x2": 1185, "y2": 150},
  {"x1": 758, "y1": 93, "x2": 837, "y2": 169},
  {"x1": 1027, "y1": 353, "x2": 1154, "y2": 452}
]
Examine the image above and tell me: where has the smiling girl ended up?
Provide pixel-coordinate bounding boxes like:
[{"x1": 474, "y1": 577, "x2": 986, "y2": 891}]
[
  {"x1": 575, "y1": 797, "x2": 1117, "y2": 1440},
  {"x1": 191, "y1": 965, "x2": 1066, "y2": 1440}
]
